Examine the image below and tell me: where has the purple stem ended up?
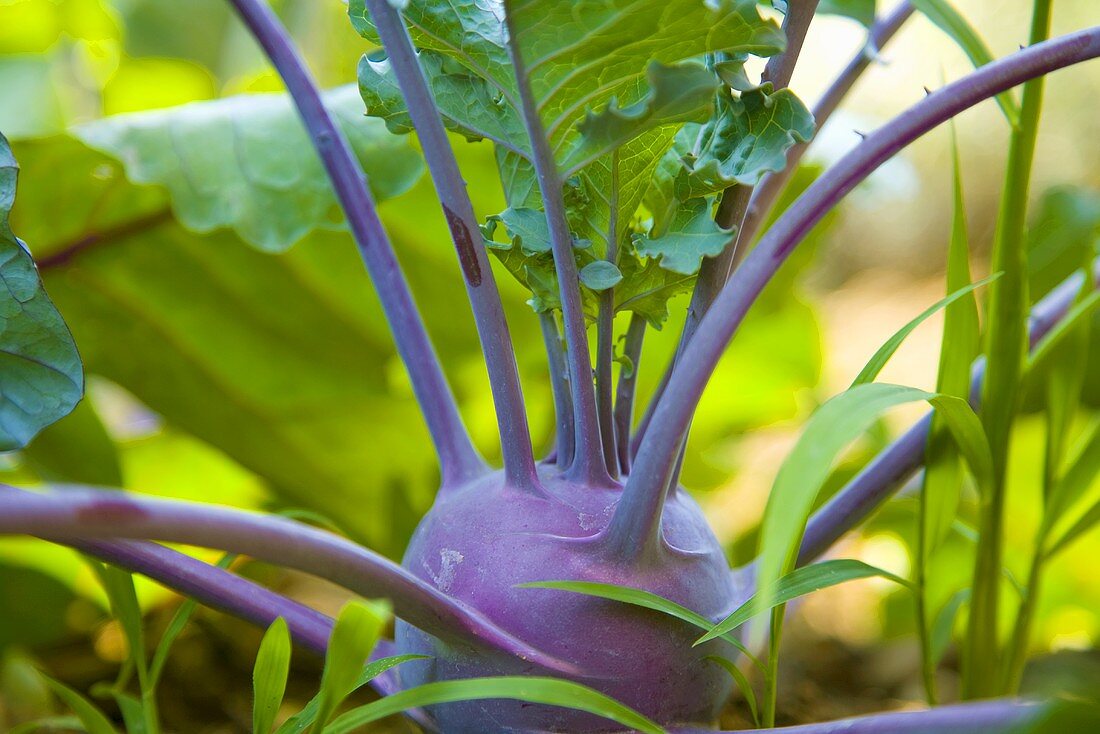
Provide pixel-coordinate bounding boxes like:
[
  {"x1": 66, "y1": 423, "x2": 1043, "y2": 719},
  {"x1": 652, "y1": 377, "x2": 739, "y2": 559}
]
[
  {"x1": 225, "y1": 0, "x2": 484, "y2": 488},
  {"x1": 611, "y1": 28, "x2": 1100, "y2": 560},
  {"x1": 362, "y1": 0, "x2": 539, "y2": 493},
  {"x1": 503, "y1": 2, "x2": 612, "y2": 488},
  {"x1": 614, "y1": 314, "x2": 646, "y2": 474},
  {"x1": 741, "y1": 1, "x2": 916, "y2": 251},
  {"x1": 797, "y1": 262, "x2": 1100, "y2": 564},
  {"x1": 675, "y1": 699, "x2": 1037, "y2": 734},
  {"x1": 539, "y1": 311, "x2": 575, "y2": 468},
  {"x1": 0, "y1": 484, "x2": 577, "y2": 675}
]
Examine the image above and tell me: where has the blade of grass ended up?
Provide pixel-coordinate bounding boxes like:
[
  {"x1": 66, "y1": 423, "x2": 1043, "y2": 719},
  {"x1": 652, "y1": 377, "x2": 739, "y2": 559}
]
[
  {"x1": 324, "y1": 677, "x2": 665, "y2": 734},
  {"x1": 310, "y1": 601, "x2": 388, "y2": 733},
  {"x1": 705, "y1": 656, "x2": 760, "y2": 727},
  {"x1": 41, "y1": 677, "x2": 119, "y2": 734},
  {"x1": 254, "y1": 618, "x2": 292, "y2": 734}
]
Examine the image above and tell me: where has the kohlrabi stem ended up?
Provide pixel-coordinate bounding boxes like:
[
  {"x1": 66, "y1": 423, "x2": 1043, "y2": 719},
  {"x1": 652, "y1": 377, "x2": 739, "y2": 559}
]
[
  {"x1": 503, "y1": 2, "x2": 611, "y2": 488},
  {"x1": 740, "y1": 1, "x2": 916, "y2": 248},
  {"x1": 614, "y1": 315, "x2": 646, "y2": 474},
  {"x1": 76, "y1": 538, "x2": 334, "y2": 655},
  {"x1": 0, "y1": 485, "x2": 577, "y2": 675},
  {"x1": 682, "y1": 0, "x2": 819, "y2": 348},
  {"x1": 362, "y1": 0, "x2": 539, "y2": 493},
  {"x1": 226, "y1": 0, "x2": 484, "y2": 488},
  {"x1": 796, "y1": 263, "x2": 1100, "y2": 565},
  {"x1": 673, "y1": 700, "x2": 1038, "y2": 734},
  {"x1": 611, "y1": 28, "x2": 1100, "y2": 562},
  {"x1": 539, "y1": 311, "x2": 575, "y2": 468},
  {"x1": 966, "y1": 0, "x2": 1052, "y2": 699},
  {"x1": 596, "y1": 152, "x2": 622, "y2": 479}
]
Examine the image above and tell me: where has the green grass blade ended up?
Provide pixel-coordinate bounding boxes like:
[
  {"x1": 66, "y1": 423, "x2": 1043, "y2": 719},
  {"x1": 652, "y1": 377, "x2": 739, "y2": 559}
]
[
  {"x1": 910, "y1": 0, "x2": 1020, "y2": 126},
  {"x1": 89, "y1": 564, "x2": 148, "y2": 685},
  {"x1": 274, "y1": 654, "x2": 425, "y2": 734},
  {"x1": 518, "y1": 580, "x2": 761, "y2": 668},
  {"x1": 850, "y1": 274, "x2": 997, "y2": 388},
  {"x1": 930, "y1": 588, "x2": 970, "y2": 665},
  {"x1": 149, "y1": 553, "x2": 236, "y2": 688},
  {"x1": 698, "y1": 559, "x2": 910, "y2": 645},
  {"x1": 705, "y1": 656, "x2": 759, "y2": 726},
  {"x1": 254, "y1": 618, "x2": 292, "y2": 734},
  {"x1": 310, "y1": 601, "x2": 388, "y2": 733},
  {"x1": 41, "y1": 677, "x2": 119, "y2": 734},
  {"x1": 1027, "y1": 291, "x2": 1100, "y2": 372},
  {"x1": 324, "y1": 677, "x2": 665, "y2": 734}
]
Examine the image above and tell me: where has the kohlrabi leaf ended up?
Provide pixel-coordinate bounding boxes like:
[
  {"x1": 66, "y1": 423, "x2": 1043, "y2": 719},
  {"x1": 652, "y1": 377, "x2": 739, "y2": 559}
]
[
  {"x1": 851, "y1": 273, "x2": 997, "y2": 388},
  {"x1": 697, "y1": 559, "x2": 910, "y2": 644},
  {"x1": 670, "y1": 86, "x2": 815, "y2": 200},
  {"x1": 614, "y1": 254, "x2": 695, "y2": 328},
  {"x1": 578, "y1": 261, "x2": 623, "y2": 291},
  {"x1": 633, "y1": 198, "x2": 733, "y2": 275},
  {"x1": 253, "y1": 618, "x2": 292, "y2": 734},
  {"x1": 562, "y1": 61, "x2": 717, "y2": 176},
  {"x1": 357, "y1": 51, "x2": 530, "y2": 155},
  {"x1": 910, "y1": 0, "x2": 1020, "y2": 127},
  {"x1": 313, "y1": 601, "x2": 389, "y2": 730},
  {"x1": 0, "y1": 133, "x2": 82, "y2": 451},
  {"x1": 817, "y1": 0, "x2": 876, "y2": 27},
  {"x1": 487, "y1": 207, "x2": 553, "y2": 254},
  {"x1": 518, "y1": 579, "x2": 759, "y2": 664},
  {"x1": 74, "y1": 85, "x2": 424, "y2": 252},
  {"x1": 324, "y1": 677, "x2": 665, "y2": 734}
]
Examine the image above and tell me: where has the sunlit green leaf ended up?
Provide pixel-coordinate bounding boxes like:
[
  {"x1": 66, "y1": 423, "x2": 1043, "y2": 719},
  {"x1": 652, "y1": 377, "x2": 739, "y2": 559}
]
[{"x1": 633, "y1": 198, "x2": 733, "y2": 275}]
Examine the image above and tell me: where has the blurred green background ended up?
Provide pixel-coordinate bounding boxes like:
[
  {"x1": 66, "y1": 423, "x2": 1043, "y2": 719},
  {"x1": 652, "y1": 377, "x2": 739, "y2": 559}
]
[{"x1": 0, "y1": 0, "x2": 1098, "y2": 729}]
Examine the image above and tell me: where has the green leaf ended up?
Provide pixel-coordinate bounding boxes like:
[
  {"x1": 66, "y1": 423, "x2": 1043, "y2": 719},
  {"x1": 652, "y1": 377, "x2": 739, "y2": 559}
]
[
  {"x1": 704, "y1": 656, "x2": 759, "y2": 726},
  {"x1": 0, "y1": 133, "x2": 82, "y2": 450},
  {"x1": 754, "y1": 384, "x2": 991, "y2": 633},
  {"x1": 1027, "y1": 289, "x2": 1100, "y2": 373},
  {"x1": 312, "y1": 601, "x2": 388, "y2": 732},
  {"x1": 487, "y1": 207, "x2": 552, "y2": 254},
  {"x1": 817, "y1": 0, "x2": 876, "y2": 27},
  {"x1": 274, "y1": 654, "x2": 424, "y2": 734},
  {"x1": 697, "y1": 559, "x2": 910, "y2": 644},
  {"x1": 21, "y1": 397, "x2": 123, "y2": 486},
  {"x1": 613, "y1": 253, "x2": 695, "y2": 328},
  {"x1": 324, "y1": 677, "x2": 666, "y2": 734},
  {"x1": 1044, "y1": 419, "x2": 1100, "y2": 556},
  {"x1": 850, "y1": 273, "x2": 998, "y2": 388},
  {"x1": 41, "y1": 676, "x2": 119, "y2": 734},
  {"x1": 579, "y1": 261, "x2": 623, "y2": 291},
  {"x1": 563, "y1": 61, "x2": 717, "y2": 175},
  {"x1": 930, "y1": 588, "x2": 970, "y2": 665},
  {"x1": 633, "y1": 198, "x2": 733, "y2": 275},
  {"x1": 74, "y1": 85, "x2": 424, "y2": 252},
  {"x1": 910, "y1": 0, "x2": 1020, "y2": 127},
  {"x1": 670, "y1": 86, "x2": 815, "y2": 200},
  {"x1": 518, "y1": 580, "x2": 760, "y2": 666},
  {"x1": 90, "y1": 563, "x2": 149, "y2": 686},
  {"x1": 254, "y1": 618, "x2": 292, "y2": 734}
]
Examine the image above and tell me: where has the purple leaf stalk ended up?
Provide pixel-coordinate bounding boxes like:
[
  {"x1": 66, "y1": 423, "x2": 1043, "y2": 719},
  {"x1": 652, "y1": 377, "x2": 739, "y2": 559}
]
[{"x1": 9, "y1": 0, "x2": 1100, "y2": 731}]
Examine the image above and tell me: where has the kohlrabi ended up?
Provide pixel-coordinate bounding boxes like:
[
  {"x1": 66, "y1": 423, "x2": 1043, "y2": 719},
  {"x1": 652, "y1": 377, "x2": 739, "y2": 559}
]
[{"x1": 1, "y1": 0, "x2": 1099, "y2": 732}]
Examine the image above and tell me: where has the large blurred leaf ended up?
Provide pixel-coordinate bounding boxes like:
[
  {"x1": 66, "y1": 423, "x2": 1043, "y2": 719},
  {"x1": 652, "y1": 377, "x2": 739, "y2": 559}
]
[
  {"x1": 8, "y1": 120, "x2": 507, "y2": 554},
  {"x1": 21, "y1": 398, "x2": 122, "y2": 486},
  {"x1": 74, "y1": 85, "x2": 423, "y2": 252},
  {"x1": 0, "y1": 133, "x2": 82, "y2": 450}
]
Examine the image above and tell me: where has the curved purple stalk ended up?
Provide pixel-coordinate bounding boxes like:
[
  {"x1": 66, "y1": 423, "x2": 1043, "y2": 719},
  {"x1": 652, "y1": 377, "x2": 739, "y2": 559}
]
[
  {"x1": 797, "y1": 262, "x2": 1100, "y2": 564},
  {"x1": 675, "y1": 699, "x2": 1037, "y2": 734},
  {"x1": 0, "y1": 484, "x2": 577, "y2": 675},
  {"x1": 76, "y1": 538, "x2": 334, "y2": 654},
  {"x1": 362, "y1": 0, "x2": 540, "y2": 493},
  {"x1": 225, "y1": 0, "x2": 484, "y2": 488},
  {"x1": 610, "y1": 28, "x2": 1100, "y2": 560},
  {"x1": 503, "y1": 2, "x2": 612, "y2": 488}
]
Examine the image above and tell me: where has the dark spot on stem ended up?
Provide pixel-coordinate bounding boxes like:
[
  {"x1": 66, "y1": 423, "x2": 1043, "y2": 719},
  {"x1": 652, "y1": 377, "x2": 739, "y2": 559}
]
[
  {"x1": 443, "y1": 205, "x2": 482, "y2": 287},
  {"x1": 76, "y1": 498, "x2": 147, "y2": 526}
]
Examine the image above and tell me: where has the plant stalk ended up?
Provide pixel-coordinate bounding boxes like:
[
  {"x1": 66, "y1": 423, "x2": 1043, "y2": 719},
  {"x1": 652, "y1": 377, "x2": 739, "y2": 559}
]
[
  {"x1": 965, "y1": 0, "x2": 1052, "y2": 698},
  {"x1": 226, "y1": 0, "x2": 484, "y2": 488},
  {"x1": 503, "y1": 1, "x2": 612, "y2": 487},
  {"x1": 362, "y1": 0, "x2": 539, "y2": 492},
  {"x1": 612, "y1": 28, "x2": 1100, "y2": 562},
  {"x1": 614, "y1": 314, "x2": 647, "y2": 474}
]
